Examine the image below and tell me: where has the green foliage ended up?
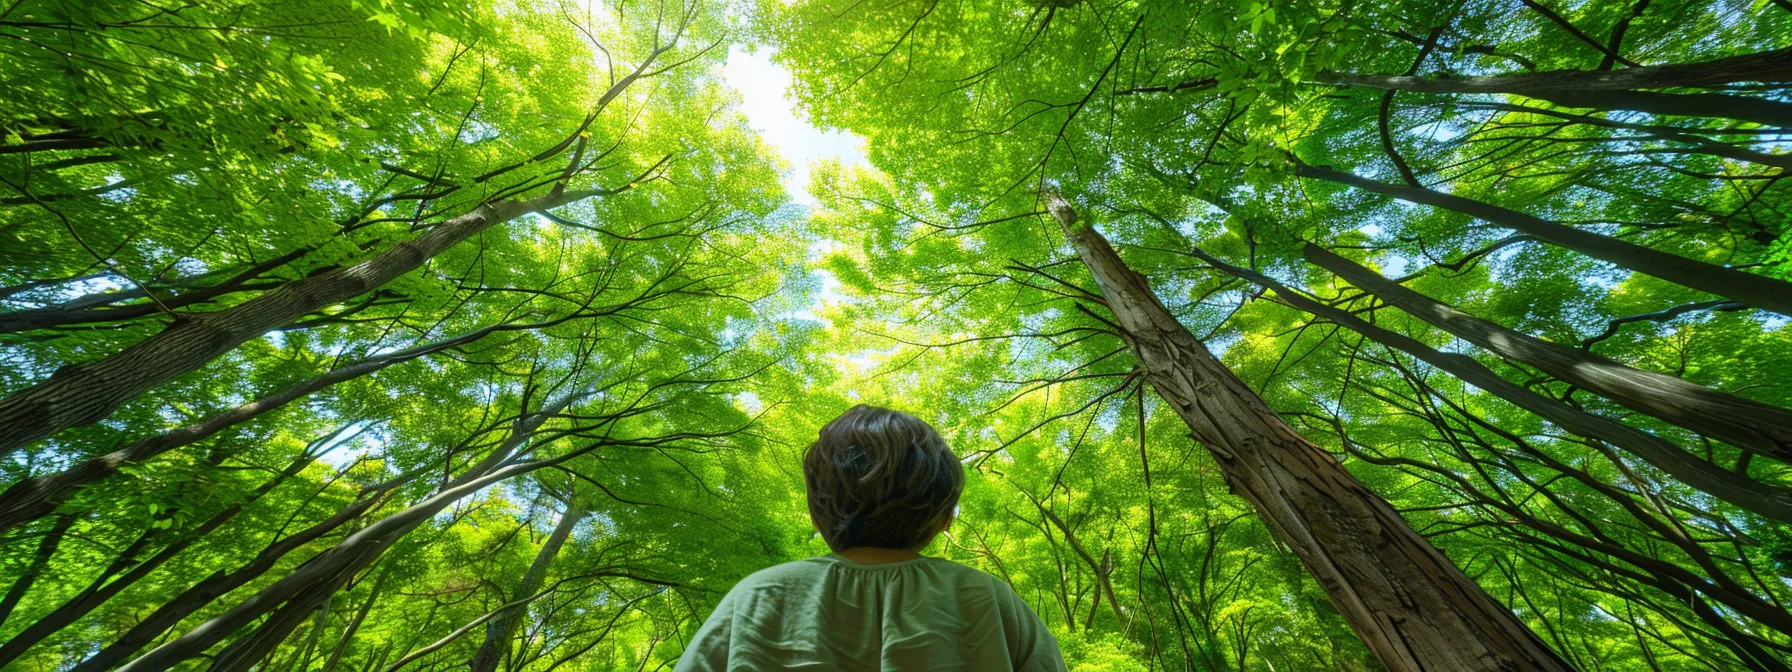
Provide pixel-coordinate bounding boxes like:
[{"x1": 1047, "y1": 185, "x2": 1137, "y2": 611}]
[{"x1": 3, "y1": 0, "x2": 1791, "y2": 670}]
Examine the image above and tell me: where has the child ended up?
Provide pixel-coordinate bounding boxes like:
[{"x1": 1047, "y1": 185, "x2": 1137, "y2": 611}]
[{"x1": 675, "y1": 405, "x2": 1067, "y2": 671}]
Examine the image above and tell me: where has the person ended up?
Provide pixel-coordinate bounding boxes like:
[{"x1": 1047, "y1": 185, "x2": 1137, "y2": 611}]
[{"x1": 674, "y1": 404, "x2": 1068, "y2": 671}]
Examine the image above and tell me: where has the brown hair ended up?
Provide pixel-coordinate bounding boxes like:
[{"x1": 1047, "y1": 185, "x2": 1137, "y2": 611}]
[{"x1": 803, "y1": 405, "x2": 964, "y2": 552}]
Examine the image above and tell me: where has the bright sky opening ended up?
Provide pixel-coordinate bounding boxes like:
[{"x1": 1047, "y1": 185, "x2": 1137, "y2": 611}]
[{"x1": 720, "y1": 47, "x2": 866, "y2": 207}]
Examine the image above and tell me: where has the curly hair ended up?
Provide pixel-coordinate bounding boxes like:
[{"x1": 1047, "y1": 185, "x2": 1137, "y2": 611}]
[{"x1": 803, "y1": 405, "x2": 964, "y2": 552}]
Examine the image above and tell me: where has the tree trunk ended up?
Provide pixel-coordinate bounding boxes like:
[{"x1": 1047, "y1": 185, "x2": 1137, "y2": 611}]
[
  {"x1": 0, "y1": 514, "x2": 74, "y2": 629},
  {"x1": 1182, "y1": 242, "x2": 1792, "y2": 522},
  {"x1": 1318, "y1": 47, "x2": 1792, "y2": 126},
  {"x1": 0, "y1": 450, "x2": 317, "y2": 668},
  {"x1": 1296, "y1": 164, "x2": 1792, "y2": 316},
  {"x1": 382, "y1": 583, "x2": 575, "y2": 672},
  {"x1": 469, "y1": 502, "x2": 587, "y2": 672},
  {"x1": 0, "y1": 247, "x2": 307, "y2": 334},
  {"x1": 1045, "y1": 195, "x2": 1573, "y2": 671},
  {"x1": 1304, "y1": 243, "x2": 1792, "y2": 461},
  {"x1": 208, "y1": 573, "x2": 350, "y2": 672},
  {"x1": 0, "y1": 319, "x2": 529, "y2": 534},
  {"x1": 0, "y1": 50, "x2": 665, "y2": 455},
  {"x1": 1323, "y1": 47, "x2": 1792, "y2": 91},
  {"x1": 0, "y1": 188, "x2": 598, "y2": 454},
  {"x1": 68, "y1": 486, "x2": 393, "y2": 672},
  {"x1": 117, "y1": 395, "x2": 579, "y2": 672},
  {"x1": 1467, "y1": 102, "x2": 1792, "y2": 171}
]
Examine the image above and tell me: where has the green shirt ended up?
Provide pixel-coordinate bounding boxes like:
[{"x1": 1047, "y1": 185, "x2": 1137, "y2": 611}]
[{"x1": 674, "y1": 554, "x2": 1067, "y2": 672}]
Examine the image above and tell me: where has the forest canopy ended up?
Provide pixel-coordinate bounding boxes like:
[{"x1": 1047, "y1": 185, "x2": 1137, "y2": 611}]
[{"x1": 0, "y1": 0, "x2": 1788, "y2": 670}]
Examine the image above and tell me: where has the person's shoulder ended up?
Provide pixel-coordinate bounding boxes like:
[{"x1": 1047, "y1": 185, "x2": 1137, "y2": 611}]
[
  {"x1": 730, "y1": 556, "x2": 835, "y2": 591},
  {"x1": 920, "y1": 556, "x2": 1017, "y2": 594}
]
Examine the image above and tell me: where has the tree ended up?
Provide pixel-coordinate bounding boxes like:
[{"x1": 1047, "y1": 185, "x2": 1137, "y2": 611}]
[
  {"x1": 6, "y1": 0, "x2": 1792, "y2": 669},
  {"x1": 1046, "y1": 194, "x2": 1572, "y2": 670}
]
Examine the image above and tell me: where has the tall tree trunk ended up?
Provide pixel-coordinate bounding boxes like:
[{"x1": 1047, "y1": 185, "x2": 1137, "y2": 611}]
[
  {"x1": 0, "y1": 514, "x2": 74, "y2": 629},
  {"x1": 0, "y1": 186, "x2": 603, "y2": 454},
  {"x1": 68, "y1": 485, "x2": 395, "y2": 672},
  {"x1": 469, "y1": 502, "x2": 587, "y2": 672},
  {"x1": 0, "y1": 247, "x2": 307, "y2": 334},
  {"x1": 208, "y1": 572, "x2": 351, "y2": 672},
  {"x1": 1296, "y1": 164, "x2": 1792, "y2": 316},
  {"x1": 1323, "y1": 46, "x2": 1792, "y2": 91},
  {"x1": 1045, "y1": 195, "x2": 1573, "y2": 671},
  {"x1": 1318, "y1": 47, "x2": 1792, "y2": 126},
  {"x1": 0, "y1": 450, "x2": 317, "y2": 668},
  {"x1": 1303, "y1": 243, "x2": 1792, "y2": 461},
  {"x1": 0, "y1": 52, "x2": 669, "y2": 455},
  {"x1": 1467, "y1": 102, "x2": 1792, "y2": 171},
  {"x1": 117, "y1": 394, "x2": 581, "y2": 672},
  {"x1": 0, "y1": 318, "x2": 537, "y2": 534},
  {"x1": 1180, "y1": 241, "x2": 1792, "y2": 522}
]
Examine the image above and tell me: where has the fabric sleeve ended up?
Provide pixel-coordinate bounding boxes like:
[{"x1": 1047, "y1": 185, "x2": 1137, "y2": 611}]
[
  {"x1": 1000, "y1": 581, "x2": 1069, "y2": 672},
  {"x1": 673, "y1": 589, "x2": 736, "y2": 672}
]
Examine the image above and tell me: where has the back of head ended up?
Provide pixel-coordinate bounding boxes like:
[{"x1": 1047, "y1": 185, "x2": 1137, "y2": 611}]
[{"x1": 803, "y1": 404, "x2": 964, "y2": 552}]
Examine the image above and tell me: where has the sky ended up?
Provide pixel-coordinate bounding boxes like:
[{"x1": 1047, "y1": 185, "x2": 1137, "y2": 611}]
[
  {"x1": 719, "y1": 47, "x2": 866, "y2": 206},
  {"x1": 720, "y1": 47, "x2": 862, "y2": 324}
]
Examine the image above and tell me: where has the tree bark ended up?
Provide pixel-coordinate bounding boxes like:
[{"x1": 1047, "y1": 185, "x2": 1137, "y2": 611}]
[
  {"x1": 1318, "y1": 47, "x2": 1792, "y2": 126},
  {"x1": 0, "y1": 248, "x2": 307, "y2": 334},
  {"x1": 117, "y1": 395, "x2": 579, "y2": 672},
  {"x1": 1181, "y1": 242, "x2": 1792, "y2": 522},
  {"x1": 1304, "y1": 243, "x2": 1792, "y2": 461},
  {"x1": 0, "y1": 50, "x2": 667, "y2": 455},
  {"x1": 1296, "y1": 164, "x2": 1792, "y2": 316},
  {"x1": 0, "y1": 187, "x2": 604, "y2": 454},
  {"x1": 1045, "y1": 195, "x2": 1573, "y2": 671},
  {"x1": 0, "y1": 319, "x2": 531, "y2": 534},
  {"x1": 469, "y1": 502, "x2": 587, "y2": 672}
]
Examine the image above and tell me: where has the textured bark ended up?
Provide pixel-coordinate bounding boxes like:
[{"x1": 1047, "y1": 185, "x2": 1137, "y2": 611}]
[
  {"x1": 1046, "y1": 196, "x2": 1572, "y2": 672},
  {"x1": 1319, "y1": 47, "x2": 1792, "y2": 126},
  {"x1": 1297, "y1": 164, "x2": 1792, "y2": 316},
  {"x1": 1187, "y1": 243, "x2": 1792, "y2": 522},
  {"x1": 0, "y1": 514, "x2": 73, "y2": 628},
  {"x1": 69, "y1": 488, "x2": 391, "y2": 672},
  {"x1": 1305, "y1": 244, "x2": 1792, "y2": 461},
  {"x1": 0, "y1": 320, "x2": 525, "y2": 534},
  {"x1": 0, "y1": 247, "x2": 307, "y2": 334},
  {"x1": 469, "y1": 502, "x2": 587, "y2": 672},
  {"x1": 0, "y1": 188, "x2": 588, "y2": 453},
  {"x1": 118, "y1": 397, "x2": 576, "y2": 672}
]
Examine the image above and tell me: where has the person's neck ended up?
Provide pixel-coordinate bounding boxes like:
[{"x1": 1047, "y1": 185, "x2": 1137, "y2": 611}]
[{"x1": 835, "y1": 546, "x2": 922, "y2": 564}]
